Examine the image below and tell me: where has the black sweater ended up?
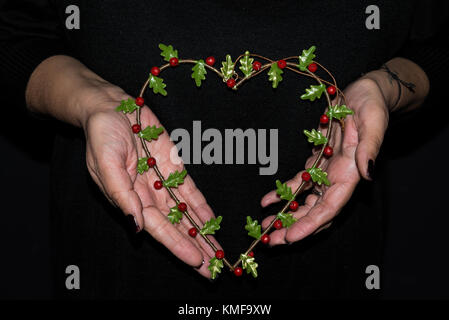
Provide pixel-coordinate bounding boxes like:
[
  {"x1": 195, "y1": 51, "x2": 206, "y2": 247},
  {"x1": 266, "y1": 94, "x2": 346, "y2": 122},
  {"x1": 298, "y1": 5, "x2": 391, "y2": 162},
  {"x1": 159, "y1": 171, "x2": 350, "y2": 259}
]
[{"x1": 0, "y1": 0, "x2": 448, "y2": 299}]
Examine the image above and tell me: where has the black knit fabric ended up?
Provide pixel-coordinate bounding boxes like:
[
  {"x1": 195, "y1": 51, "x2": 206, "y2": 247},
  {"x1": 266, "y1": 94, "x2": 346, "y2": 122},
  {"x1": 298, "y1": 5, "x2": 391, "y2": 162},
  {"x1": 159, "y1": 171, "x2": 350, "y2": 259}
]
[{"x1": 0, "y1": 0, "x2": 447, "y2": 299}]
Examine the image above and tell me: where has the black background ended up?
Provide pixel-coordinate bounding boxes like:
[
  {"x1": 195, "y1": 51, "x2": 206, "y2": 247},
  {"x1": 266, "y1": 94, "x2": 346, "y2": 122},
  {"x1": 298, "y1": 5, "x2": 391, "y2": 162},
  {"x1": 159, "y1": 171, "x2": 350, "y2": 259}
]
[
  {"x1": 1, "y1": 82, "x2": 449, "y2": 300},
  {"x1": 1, "y1": 3, "x2": 449, "y2": 300}
]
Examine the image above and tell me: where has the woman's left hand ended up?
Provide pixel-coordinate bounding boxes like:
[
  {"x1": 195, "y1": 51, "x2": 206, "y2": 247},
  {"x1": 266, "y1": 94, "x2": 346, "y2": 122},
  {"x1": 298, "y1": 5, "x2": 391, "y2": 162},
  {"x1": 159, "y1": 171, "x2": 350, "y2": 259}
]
[{"x1": 260, "y1": 76, "x2": 390, "y2": 245}]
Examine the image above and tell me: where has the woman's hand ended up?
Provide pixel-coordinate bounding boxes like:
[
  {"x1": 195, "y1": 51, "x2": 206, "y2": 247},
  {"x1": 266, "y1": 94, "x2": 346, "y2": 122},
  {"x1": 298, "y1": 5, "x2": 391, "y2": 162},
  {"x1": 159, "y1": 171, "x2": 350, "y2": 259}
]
[
  {"x1": 84, "y1": 93, "x2": 223, "y2": 277},
  {"x1": 26, "y1": 55, "x2": 220, "y2": 277},
  {"x1": 260, "y1": 57, "x2": 429, "y2": 245}
]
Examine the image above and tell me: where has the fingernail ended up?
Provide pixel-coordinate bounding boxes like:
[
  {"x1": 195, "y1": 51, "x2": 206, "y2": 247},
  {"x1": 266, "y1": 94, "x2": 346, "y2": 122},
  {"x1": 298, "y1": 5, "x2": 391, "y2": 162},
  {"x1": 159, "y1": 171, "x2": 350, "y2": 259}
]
[
  {"x1": 367, "y1": 159, "x2": 375, "y2": 180},
  {"x1": 194, "y1": 259, "x2": 205, "y2": 270},
  {"x1": 127, "y1": 214, "x2": 140, "y2": 233}
]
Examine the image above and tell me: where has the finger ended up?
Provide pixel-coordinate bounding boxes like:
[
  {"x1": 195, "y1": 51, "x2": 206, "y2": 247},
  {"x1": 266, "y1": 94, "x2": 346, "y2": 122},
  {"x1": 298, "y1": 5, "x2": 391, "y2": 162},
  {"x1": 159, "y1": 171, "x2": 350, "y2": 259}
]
[
  {"x1": 354, "y1": 102, "x2": 388, "y2": 180},
  {"x1": 97, "y1": 161, "x2": 144, "y2": 232},
  {"x1": 285, "y1": 180, "x2": 357, "y2": 243},
  {"x1": 179, "y1": 175, "x2": 216, "y2": 223},
  {"x1": 142, "y1": 205, "x2": 204, "y2": 267},
  {"x1": 194, "y1": 258, "x2": 211, "y2": 278},
  {"x1": 165, "y1": 193, "x2": 221, "y2": 259},
  {"x1": 262, "y1": 193, "x2": 319, "y2": 246},
  {"x1": 262, "y1": 216, "x2": 287, "y2": 246},
  {"x1": 313, "y1": 222, "x2": 332, "y2": 235}
]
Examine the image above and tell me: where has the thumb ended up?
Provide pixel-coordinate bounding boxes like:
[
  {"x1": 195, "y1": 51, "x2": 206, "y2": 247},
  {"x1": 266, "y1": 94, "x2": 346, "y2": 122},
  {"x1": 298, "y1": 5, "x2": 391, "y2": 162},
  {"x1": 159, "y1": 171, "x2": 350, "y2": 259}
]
[{"x1": 354, "y1": 103, "x2": 389, "y2": 180}]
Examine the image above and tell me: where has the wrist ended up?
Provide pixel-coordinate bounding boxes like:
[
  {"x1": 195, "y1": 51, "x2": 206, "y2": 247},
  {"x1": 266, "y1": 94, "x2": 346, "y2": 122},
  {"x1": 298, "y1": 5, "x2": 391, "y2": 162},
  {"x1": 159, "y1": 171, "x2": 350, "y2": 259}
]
[
  {"x1": 361, "y1": 70, "x2": 397, "y2": 111},
  {"x1": 26, "y1": 55, "x2": 126, "y2": 128},
  {"x1": 71, "y1": 77, "x2": 127, "y2": 129}
]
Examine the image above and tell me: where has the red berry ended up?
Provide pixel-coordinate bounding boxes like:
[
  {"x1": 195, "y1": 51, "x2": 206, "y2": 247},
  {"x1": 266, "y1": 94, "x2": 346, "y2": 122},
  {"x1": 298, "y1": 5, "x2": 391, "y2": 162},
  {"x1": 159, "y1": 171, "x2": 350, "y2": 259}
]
[
  {"x1": 154, "y1": 180, "x2": 163, "y2": 190},
  {"x1": 253, "y1": 61, "x2": 262, "y2": 71},
  {"x1": 248, "y1": 251, "x2": 254, "y2": 257},
  {"x1": 188, "y1": 227, "x2": 197, "y2": 238},
  {"x1": 274, "y1": 220, "x2": 283, "y2": 230},
  {"x1": 226, "y1": 78, "x2": 236, "y2": 88},
  {"x1": 215, "y1": 250, "x2": 225, "y2": 260},
  {"x1": 135, "y1": 97, "x2": 145, "y2": 107},
  {"x1": 324, "y1": 146, "x2": 333, "y2": 157},
  {"x1": 320, "y1": 114, "x2": 329, "y2": 125},
  {"x1": 327, "y1": 85, "x2": 336, "y2": 95},
  {"x1": 147, "y1": 157, "x2": 156, "y2": 167},
  {"x1": 302, "y1": 172, "x2": 311, "y2": 182},
  {"x1": 150, "y1": 66, "x2": 160, "y2": 76},
  {"x1": 131, "y1": 124, "x2": 141, "y2": 134},
  {"x1": 206, "y1": 56, "x2": 215, "y2": 66},
  {"x1": 308, "y1": 63, "x2": 318, "y2": 73},
  {"x1": 177, "y1": 202, "x2": 187, "y2": 212},
  {"x1": 289, "y1": 200, "x2": 299, "y2": 211},
  {"x1": 169, "y1": 57, "x2": 179, "y2": 66},
  {"x1": 234, "y1": 267, "x2": 243, "y2": 277},
  {"x1": 261, "y1": 234, "x2": 270, "y2": 244},
  {"x1": 277, "y1": 59, "x2": 287, "y2": 69}
]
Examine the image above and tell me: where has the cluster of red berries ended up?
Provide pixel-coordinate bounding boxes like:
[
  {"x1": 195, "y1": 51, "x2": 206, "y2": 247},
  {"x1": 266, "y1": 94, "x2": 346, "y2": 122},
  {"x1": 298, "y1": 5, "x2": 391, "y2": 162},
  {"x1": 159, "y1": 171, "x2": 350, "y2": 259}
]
[{"x1": 148, "y1": 57, "x2": 338, "y2": 97}]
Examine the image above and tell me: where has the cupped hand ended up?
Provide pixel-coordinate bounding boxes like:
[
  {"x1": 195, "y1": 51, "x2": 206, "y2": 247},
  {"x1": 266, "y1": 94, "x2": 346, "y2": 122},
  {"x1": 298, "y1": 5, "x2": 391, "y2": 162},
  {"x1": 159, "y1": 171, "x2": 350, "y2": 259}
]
[
  {"x1": 261, "y1": 77, "x2": 390, "y2": 245},
  {"x1": 82, "y1": 86, "x2": 220, "y2": 277}
]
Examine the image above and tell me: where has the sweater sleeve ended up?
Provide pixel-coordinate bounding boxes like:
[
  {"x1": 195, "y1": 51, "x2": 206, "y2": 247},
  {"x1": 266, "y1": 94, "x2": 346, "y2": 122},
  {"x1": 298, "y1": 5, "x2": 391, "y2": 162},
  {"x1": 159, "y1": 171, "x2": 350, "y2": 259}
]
[
  {"x1": 0, "y1": 0, "x2": 66, "y2": 108},
  {"x1": 399, "y1": 1, "x2": 449, "y2": 97}
]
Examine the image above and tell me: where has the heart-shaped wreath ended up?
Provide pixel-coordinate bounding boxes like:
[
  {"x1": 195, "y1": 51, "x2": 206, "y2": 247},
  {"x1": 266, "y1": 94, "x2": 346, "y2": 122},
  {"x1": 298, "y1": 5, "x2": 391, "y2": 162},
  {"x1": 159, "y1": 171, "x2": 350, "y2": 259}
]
[{"x1": 115, "y1": 44, "x2": 353, "y2": 279}]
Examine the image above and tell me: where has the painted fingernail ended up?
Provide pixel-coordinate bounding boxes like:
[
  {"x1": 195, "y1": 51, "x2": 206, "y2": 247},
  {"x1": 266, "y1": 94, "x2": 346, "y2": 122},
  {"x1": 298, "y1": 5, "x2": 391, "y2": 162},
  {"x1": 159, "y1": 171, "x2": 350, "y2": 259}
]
[
  {"x1": 127, "y1": 214, "x2": 140, "y2": 233},
  {"x1": 194, "y1": 259, "x2": 205, "y2": 270},
  {"x1": 367, "y1": 159, "x2": 375, "y2": 180}
]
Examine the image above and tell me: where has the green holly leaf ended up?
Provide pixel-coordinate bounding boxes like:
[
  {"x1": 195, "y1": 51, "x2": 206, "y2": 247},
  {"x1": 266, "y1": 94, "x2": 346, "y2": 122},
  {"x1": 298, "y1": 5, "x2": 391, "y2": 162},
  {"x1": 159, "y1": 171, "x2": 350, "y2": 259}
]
[
  {"x1": 158, "y1": 43, "x2": 178, "y2": 62},
  {"x1": 167, "y1": 205, "x2": 183, "y2": 224},
  {"x1": 306, "y1": 167, "x2": 330, "y2": 186},
  {"x1": 138, "y1": 125, "x2": 164, "y2": 142},
  {"x1": 267, "y1": 63, "x2": 283, "y2": 88},
  {"x1": 115, "y1": 98, "x2": 139, "y2": 114},
  {"x1": 163, "y1": 169, "x2": 187, "y2": 188},
  {"x1": 137, "y1": 157, "x2": 149, "y2": 175},
  {"x1": 275, "y1": 180, "x2": 294, "y2": 201},
  {"x1": 208, "y1": 257, "x2": 224, "y2": 280},
  {"x1": 191, "y1": 59, "x2": 207, "y2": 87},
  {"x1": 220, "y1": 54, "x2": 235, "y2": 81},
  {"x1": 277, "y1": 212, "x2": 297, "y2": 228},
  {"x1": 298, "y1": 46, "x2": 316, "y2": 71},
  {"x1": 239, "y1": 51, "x2": 254, "y2": 77},
  {"x1": 326, "y1": 105, "x2": 354, "y2": 120},
  {"x1": 303, "y1": 129, "x2": 328, "y2": 146},
  {"x1": 149, "y1": 75, "x2": 167, "y2": 96},
  {"x1": 245, "y1": 216, "x2": 261, "y2": 240},
  {"x1": 240, "y1": 253, "x2": 258, "y2": 278},
  {"x1": 301, "y1": 83, "x2": 326, "y2": 101},
  {"x1": 200, "y1": 216, "x2": 223, "y2": 235}
]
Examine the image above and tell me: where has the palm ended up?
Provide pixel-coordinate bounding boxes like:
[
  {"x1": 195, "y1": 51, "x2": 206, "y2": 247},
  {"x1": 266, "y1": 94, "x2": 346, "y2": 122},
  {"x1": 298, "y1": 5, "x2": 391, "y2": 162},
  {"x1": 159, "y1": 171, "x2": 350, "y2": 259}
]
[
  {"x1": 85, "y1": 99, "x2": 221, "y2": 277},
  {"x1": 261, "y1": 78, "x2": 389, "y2": 245}
]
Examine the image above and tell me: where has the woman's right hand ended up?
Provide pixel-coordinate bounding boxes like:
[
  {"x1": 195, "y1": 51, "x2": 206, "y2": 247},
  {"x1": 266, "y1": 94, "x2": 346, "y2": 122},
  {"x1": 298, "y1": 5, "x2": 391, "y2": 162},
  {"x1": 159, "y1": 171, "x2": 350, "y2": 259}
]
[{"x1": 26, "y1": 55, "x2": 220, "y2": 278}]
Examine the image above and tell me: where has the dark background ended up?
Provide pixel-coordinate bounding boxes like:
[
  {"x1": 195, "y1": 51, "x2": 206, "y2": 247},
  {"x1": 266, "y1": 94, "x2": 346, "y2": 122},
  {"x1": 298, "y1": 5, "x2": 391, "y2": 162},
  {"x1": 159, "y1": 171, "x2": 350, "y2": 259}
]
[
  {"x1": 1, "y1": 85, "x2": 448, "y2": 300},
  {"x1": 1, "y1": 2, "x2": 449, "y2": 300}
]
